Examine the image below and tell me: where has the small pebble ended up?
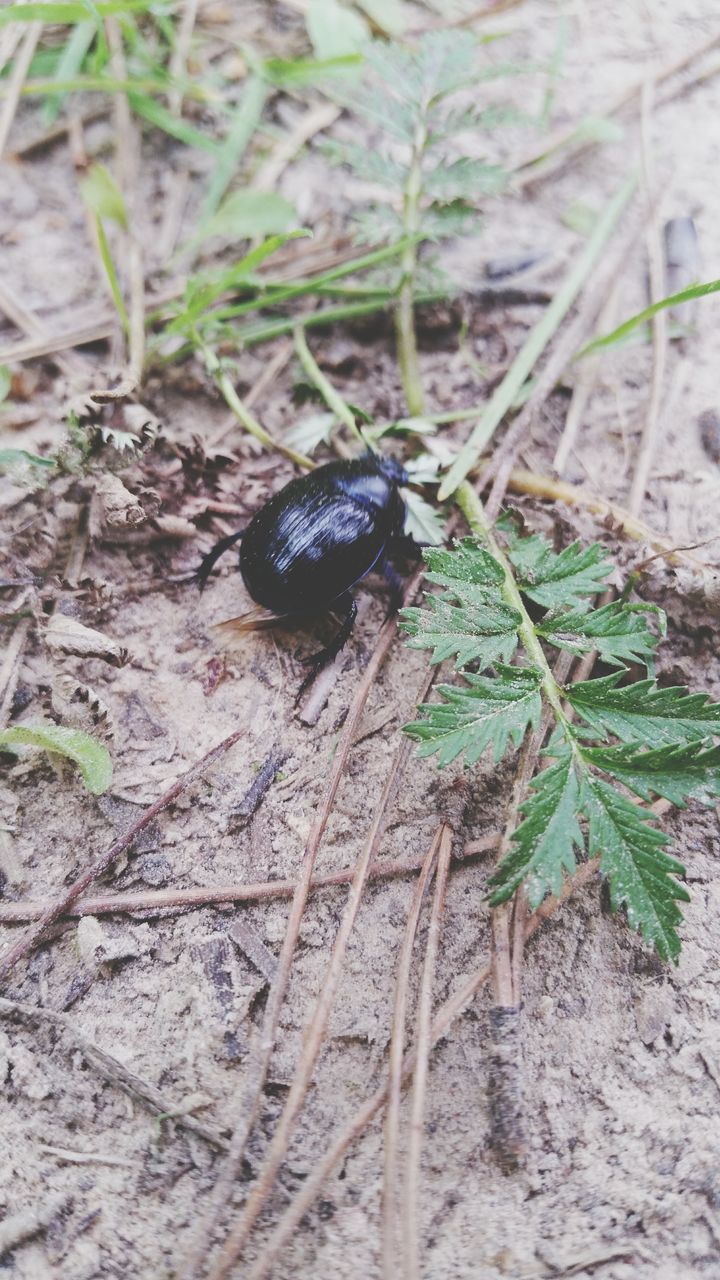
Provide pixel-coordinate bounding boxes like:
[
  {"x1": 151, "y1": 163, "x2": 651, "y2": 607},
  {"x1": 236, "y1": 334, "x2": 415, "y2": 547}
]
[{"x1": 698, "y1": 410, "x2": 720, "y2": 464}]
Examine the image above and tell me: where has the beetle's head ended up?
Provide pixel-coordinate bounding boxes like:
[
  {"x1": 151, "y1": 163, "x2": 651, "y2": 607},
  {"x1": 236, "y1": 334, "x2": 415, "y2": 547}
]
[{"x1": 372, "y1": 453, "x2": 409, "y2": 488}]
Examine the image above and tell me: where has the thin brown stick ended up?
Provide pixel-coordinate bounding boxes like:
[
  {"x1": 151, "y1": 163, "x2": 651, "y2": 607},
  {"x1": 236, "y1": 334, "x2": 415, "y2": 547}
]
[
  {"x1": 0, "y1": 21, "x2": 41, "y2": 159},
  {"x1": 253, "y1": 101, "x2": 340, "y2": 193},
  {"x1": 0, "y1": 729, "x2": 245, "y2": 984},
  {"x1": 0, "y1": 278, "x2": 85, "y2": 379},
  {"x1": 628, "y1": 82, "x2": 667, "y2": 518},
  {"x1": 553, "y1": 284, "x2": 619, "y2": 476},
  {"x1": 404, "y1": 825, "x2": 452, "y2": 1280},
  {"x1": 178, "y1": 585, "x2": 421, "y2": 1280},
  {"x1": 0, "y1": 836, "x2": 501, "y2": 925},
  {"x1": 482, "y1": 202, "x2": 648, "y2": 522},
  {"x1": 245, "y1": 856, "x2": 598, "y2": 1280},
  {"x1": 208, "y1": 674, "x2": 437, "y2": 1280},
  {"x1": 383, "y1": 828, "x2": 442, "y2": 1280},
  {"x1": 506, "y1": 468, "x2": 711, "y2": 572},
  {"x1": 0, "y1": 997, "x2": 229, "y2": 1150}
]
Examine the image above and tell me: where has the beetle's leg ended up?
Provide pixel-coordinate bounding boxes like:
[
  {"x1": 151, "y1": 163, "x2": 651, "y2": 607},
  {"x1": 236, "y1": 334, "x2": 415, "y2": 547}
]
[
  {"x1": 296, "y1": 592, "x2": 357, "y2": 699},
  {"x1": 195, "y1": 529, "x2": 245, "y2": 593},
  {"x1": 389, "y1": 531, "x2": 425, "y2": 557},
  {"x1": 381, "y1": 558, "x2": 405, "y2": 615}
]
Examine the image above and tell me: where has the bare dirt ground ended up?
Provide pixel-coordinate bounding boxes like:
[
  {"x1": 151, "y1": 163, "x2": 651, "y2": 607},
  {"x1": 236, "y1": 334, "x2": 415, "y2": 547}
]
[{"x1": 1, "y1": 2, "x2": 720, "y2": 1278}]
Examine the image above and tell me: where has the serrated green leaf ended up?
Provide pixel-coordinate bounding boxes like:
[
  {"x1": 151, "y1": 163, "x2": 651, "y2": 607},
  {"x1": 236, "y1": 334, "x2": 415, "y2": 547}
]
[
  {"x1": 402, "y1": 490, "x2": 444, "y2": 546},
  {"x1": 584, "y1": 775, "x2": 689, "y2": 962},
  {"x1": 419, "y1": 200, "x2": 478, "y2": 241},
  {"x1": 400, "y1": 595, "x2": 519, "y2": 670},
  {"x1": 582, "y1": 741, "x2": 720, "y2": 807},
  {"x1": 489, "y1": 747, "x2": 583, "y2": 907},
  {"x1": 199, "y1": 190, "x2": 296, "y2": 245},
  {"x1": 567, "y1": 673, "x2": 720, "y2": 745},
  {"x1": 321, "y1": 138, "x2": 406, "y2": 188},
  {"x1": 403, "y1": 664, "x2": 542, "y2": 767},
  {"x1": 537, "y1": 600, "x2": 659, "y2": 666},
  {"x1": 79, "y1": 162, "x2": 128, "y2": 229},
  {"x1": 421, "y1": 537, "x2": 505, "y2": 593},
  {"x1": 422, "y1": 158, "x2": 505, "y2": 202},
  {"x1": 0, "y1": 723, "x2": 112, "y2": 796},
  {"x1": 501, "y1": 523, "x2": 613, "y2": 609}
]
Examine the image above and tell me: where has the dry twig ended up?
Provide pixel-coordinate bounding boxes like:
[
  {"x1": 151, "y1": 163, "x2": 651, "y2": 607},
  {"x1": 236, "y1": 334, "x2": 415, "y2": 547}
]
[
  {"x1": 403, "y1": 824, "x2": 452, "y2": 1279},
  {"x1": 383, "y1": 827, "x2": 443, "y2": 1280},
  {"x1": 0, "y1": 20, "x2": 42, "y2": 159},
  {"x1": 627, "y1": 81, "x2": 668, "y2": 517}
]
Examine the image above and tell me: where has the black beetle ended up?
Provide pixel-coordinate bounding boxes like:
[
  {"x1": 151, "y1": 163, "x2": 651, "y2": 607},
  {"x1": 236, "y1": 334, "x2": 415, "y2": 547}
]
[{"x1": 197, "y1": 453, "x2": 413, "y2": 692}]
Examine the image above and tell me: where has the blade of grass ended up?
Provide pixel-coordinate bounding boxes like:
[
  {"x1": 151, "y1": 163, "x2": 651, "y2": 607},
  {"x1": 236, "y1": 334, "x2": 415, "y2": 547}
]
[
  {"x1": 41, "y1": 19, "x2": 95, "y2": 126},
  {"x1": 437, "y1": 172, "x2": 637, "y2": 500},
  {"x1": 128, "y1": 90, "x2": 221, "y2": 152},
  {"x1": 294, "y1": 326, "x2": 365, "y2": 447},
  {"x1": 93, "y1": 214, "x2": 129, "y2": 332},
  {"x1": 192, "y1": 75, "x2": 268, "y2": 246},
  {"x1": 578, "y1": 276, "x2": 720, "y2": 357}
]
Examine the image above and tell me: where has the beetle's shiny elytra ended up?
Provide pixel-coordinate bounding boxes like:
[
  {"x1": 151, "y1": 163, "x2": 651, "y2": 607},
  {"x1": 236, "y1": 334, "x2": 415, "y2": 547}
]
[{"x1": 197, "y1": 453, "x2": 411, "y2": 692}]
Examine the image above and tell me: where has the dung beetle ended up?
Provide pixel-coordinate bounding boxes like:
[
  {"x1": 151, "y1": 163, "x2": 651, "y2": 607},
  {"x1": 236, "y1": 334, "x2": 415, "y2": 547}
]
[{"x1": 197, "y1": 453, "x2": 414, "y2": 692}]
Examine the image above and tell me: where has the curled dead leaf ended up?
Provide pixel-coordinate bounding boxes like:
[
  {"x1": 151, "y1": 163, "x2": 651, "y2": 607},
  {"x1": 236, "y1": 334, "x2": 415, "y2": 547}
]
[
  {"x1": 95, "y1": 474, "x2": 148, "y2": 527},
  {"x1": 45, "y1": 614, "x2": 129, "y2": 666}
]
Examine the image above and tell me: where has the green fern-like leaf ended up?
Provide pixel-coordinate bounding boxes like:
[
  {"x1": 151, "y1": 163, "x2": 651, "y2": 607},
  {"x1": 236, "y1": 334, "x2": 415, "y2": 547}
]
[
  {"x1": 567, "y1": 672, "x2": 720, "y2": 745},
  {"x1": 537, "y1": 600, "x2": 660, "y2": 666},
  {"x1": 583, "y1": 775, "x2": 690, "y2": 962},
  {"x1": 581, "y1": 741, "x2": 720, "y2": 807},
  {"x1": 402, "y1": 517, "x2": 720, "y2": 959},
  {"x1": 500, "y1": 522, "x2": 613, "y2": 609},
  {"x1": 403, "y1": 664, "x2": 542, "y2": 766},
  {"x1": 401, "y1": 595, "x2": 520, "y2": 669},
  {"x1": 488, "y1": 745, "x2": 583, "y2": 907}
]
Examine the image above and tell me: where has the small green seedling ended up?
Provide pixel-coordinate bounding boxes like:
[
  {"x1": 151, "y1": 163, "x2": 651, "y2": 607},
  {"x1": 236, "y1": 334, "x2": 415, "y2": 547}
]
[
  {"x1": 0, "y1": 723, "x2": 113, "y2": 796},
  {"x1": 401, "y1": 512, "x2": 720, "y2": 962}
]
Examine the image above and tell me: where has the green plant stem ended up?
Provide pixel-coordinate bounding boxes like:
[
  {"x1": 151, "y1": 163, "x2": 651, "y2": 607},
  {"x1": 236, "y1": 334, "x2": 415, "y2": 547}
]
[
  {"x1": 395, "y1": 122, "x2": 428, "y2": 417},
  {"x1": 199, "y1": 340, "x2": 313, "y2": 471},
  {"x1": 210, "y1": 239, "x2": 420, "y2": 322},
  {"x1": 155, "y1": 293, "x2": 447, "y2": 367},
  {"x1": 438, "y1": 173, "x2": 638, "y2": 500},
  {"x1": 94, "y1": 214, "x2": 129, "y2": 334},
  {"x1": 456, "y1": 482, "x2": 573, "y2": 738},
  {"x1": 293, "y1": 327, "x2": 365, "y2": 448}
]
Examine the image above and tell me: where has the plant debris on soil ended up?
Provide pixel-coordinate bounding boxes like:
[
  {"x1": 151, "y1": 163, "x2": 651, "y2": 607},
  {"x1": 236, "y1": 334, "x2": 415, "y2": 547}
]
[{"x1": 1, "y1": 3, "x2": 720, "y2": 1279}]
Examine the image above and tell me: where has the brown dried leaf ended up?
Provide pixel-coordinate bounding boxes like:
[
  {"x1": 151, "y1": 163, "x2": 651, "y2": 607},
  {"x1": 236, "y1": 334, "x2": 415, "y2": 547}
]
[
  {"x1": 44, "y1": 614, "x2": 129, "y2": 666},
  {"x1": 95, "y1": 474, "x2": 149, "y2": 528}
]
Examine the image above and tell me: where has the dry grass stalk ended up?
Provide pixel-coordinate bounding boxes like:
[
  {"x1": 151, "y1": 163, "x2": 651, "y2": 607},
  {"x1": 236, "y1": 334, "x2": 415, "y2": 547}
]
[
  {"x1": 0, "y1": 20, "x2": 42, "y2": 159},
  {"x1": 383, "y1": 826, "x2": 443, "y2": 1280},
  {"x1": 628, "y1": 81, "x2": 668, "y2": 518},
  {"x1": 403, "y1": 824, "x2": 453, "y2": 1279}
]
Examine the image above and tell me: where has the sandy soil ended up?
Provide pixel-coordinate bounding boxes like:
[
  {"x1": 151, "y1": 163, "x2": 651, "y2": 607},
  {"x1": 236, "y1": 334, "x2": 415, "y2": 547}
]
[{"x1": 1, "y1": 2, "x2": 720, "y2": 1278}]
